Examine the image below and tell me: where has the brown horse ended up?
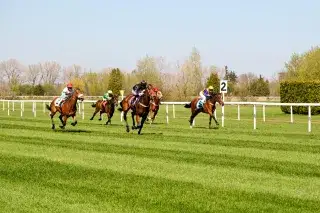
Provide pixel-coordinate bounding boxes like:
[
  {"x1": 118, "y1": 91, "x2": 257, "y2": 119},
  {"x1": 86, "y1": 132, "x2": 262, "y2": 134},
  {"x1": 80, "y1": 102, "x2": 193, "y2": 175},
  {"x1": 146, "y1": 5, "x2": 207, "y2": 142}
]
[
  {"x1": 147, "y1": 91, "x2": 162, "y2": 123},
  {"x1": 118, "y1": 90, "x2": 151, "y2": 134},
  {"x1": 90, "y1": 95, "x2": 119, "y2": 125},
  {"x1": 46, "y1": 88, "x2": 84, "y2": 129},
  {"x1": 184, "y1": 93, "x2": 224, "y2": 129}
]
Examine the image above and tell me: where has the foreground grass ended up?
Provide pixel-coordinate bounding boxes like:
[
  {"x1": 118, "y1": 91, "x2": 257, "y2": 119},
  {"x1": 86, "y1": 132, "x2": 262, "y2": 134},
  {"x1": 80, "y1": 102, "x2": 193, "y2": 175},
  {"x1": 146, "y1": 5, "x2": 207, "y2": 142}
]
[{"x1": 0, "y1": 104, "x2": 320, "y2": 212}]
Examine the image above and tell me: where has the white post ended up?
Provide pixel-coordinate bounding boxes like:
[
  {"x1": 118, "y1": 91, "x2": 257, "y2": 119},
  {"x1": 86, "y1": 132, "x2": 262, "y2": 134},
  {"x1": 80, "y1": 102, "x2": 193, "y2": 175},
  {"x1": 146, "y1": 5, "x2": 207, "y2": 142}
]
[
  {"x1": 308, "y1": 106, "x2": 311, "y2": 133},
  {"x1": 120, "y1": 91, "x2": 124, "y2": 122},
  {"x1": 166, "y1": 104, "x2": 169, "y2": 124},
  {"x1": 290, "y1": 106, "x2": 293, "y2": 123},
  {"x1": 82, "y1": 102, "x2": 84, "y2": 119},
  {"x1": 7, "y1": 101, "x2": 9, "y2": 116},
  {"x1": 20, "y1": 101, "x2": 23, "y2": 117},
  {"x1": 214, "y1": 108, "x2": 217, "y2": 118},
  {"x1": 262, "y1": 105, "x2": 266, "y2": 122},
  {"x1": 237, "y1": 104, "x2": 240, "y2": 120},
  {"x1": 12, "y1": 101, "x2": 14, "y2": 111},
  {"x1": 253, "y1": 104, "x2": 257, "y2": 130},
  {"x1": 221, "y1": 105, "x2": 225, "y2": 127},
  {"x1": 78, "y1": 101, "x2": 81, "y2": 114},
  {"x1": 172, "y1": 104, "x2": 175, "y2": 118},
  {"x1": 33, "y1": 102, "x2": 36, "y2": 117}
]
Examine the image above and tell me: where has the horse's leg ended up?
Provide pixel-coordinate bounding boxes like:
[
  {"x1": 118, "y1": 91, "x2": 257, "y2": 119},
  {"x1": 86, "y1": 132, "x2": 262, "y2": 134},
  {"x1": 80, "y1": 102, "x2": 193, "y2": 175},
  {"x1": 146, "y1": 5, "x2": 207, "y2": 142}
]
[
  {"x1": 189, "y1": 110, "x2": 200, "y2": 128},
  {"x1": 138, "y1": 112, "x2": 148, "y2": 135},
  {"x1": 152, "y1": 110, "x2": 158, "y2": 123},
  {"x1": 212, "y1": 111, "x2": 219, "y2": 126},
  {"x1": 208, "y1": 111, "x2": 213, "y2": 129},
  {"x1": 99, "y1": 109, "x2": 104, "y2": 121},
  {"x1": 50, "y1": 111, "x2": 56, "y2": 130},
  {"x1": 105, "y1": 112, "x2": 111, "y2": 125},
  {"x1": 59, "y1": 115, "x2": 67, "y2": 129},
  {"x1": 123, "y1": 111, "x2": 130, "y2": 132},
  {"x1": 131, "y1": 111, "x2": 137, "y2": 130},
  {"x1": 136, "y1": 114, "x2": 140, "y2": 127},
  {"x1": 71, "y1": 115, "x2": 78, "y2": 126},
  {"x1": 90, "y1": 108, "x2": 99, "y2": 120}
]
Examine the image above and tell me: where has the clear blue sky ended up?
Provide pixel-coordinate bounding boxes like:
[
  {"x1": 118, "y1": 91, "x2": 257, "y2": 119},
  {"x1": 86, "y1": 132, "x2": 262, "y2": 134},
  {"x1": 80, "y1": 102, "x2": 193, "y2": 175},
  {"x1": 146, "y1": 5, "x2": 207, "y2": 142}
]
[{"x1": 1, "y1": 0, "x2": 319, "y2": 78}]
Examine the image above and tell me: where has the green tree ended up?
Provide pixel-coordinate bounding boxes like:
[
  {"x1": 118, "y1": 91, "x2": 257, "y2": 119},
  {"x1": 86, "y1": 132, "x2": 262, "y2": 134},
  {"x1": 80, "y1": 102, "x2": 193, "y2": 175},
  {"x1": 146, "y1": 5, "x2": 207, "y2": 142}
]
[
  {"x1": 206, "y1": 72, "x2": 220, "y2": 92},
  {"x1": 33, "y1": 84, "x2": 45, "y2": 96},
  {"x1": 108, "y1": 68, "x2": 123, "y2": 94},
  {"x1": 249, "y1": 75, "x2": 270, "y2": 96},
  {"x1": 284, "y1": 46, "x2": 320, "y2": 81}
]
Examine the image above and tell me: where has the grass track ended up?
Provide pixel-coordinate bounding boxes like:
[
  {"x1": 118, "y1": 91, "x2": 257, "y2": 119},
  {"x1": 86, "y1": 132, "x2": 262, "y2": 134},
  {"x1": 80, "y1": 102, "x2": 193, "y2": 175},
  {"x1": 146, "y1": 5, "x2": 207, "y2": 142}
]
[{"x1": 0, "y1": 103, "x2": 320, "y2": 212}]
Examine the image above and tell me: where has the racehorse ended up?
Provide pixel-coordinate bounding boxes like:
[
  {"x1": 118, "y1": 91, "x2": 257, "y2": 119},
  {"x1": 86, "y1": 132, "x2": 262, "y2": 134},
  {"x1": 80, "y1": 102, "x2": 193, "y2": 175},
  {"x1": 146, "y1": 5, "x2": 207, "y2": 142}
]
[
  {"x1": 118, "y1": 90, "x2": 151, "y2": 134},
  {"x1": 184, "y1": 93, "x2": 224, "y2": 129},
  {"x1": 46, "y1": 88, "x2": 84, "y2": 129},
  {"x1": 90, "y1": 95, "x2": 119, "y2": 125},
  {"x1": 147, "y1": 90, "x2": 162, "y2": 123}
]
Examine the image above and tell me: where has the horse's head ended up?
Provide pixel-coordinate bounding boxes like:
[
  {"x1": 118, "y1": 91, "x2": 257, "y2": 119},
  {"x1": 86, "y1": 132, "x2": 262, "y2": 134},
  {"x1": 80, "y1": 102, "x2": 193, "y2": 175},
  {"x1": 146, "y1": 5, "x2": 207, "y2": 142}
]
[
  {"x1": 74, "y1": 88, "x2": 84, "y2": 102},
  {"x1": 113, "y1": 95, "x2": 119, "y2": 107},
  {"x1": 209, "y1": 92, "x2": 224, "y2": 106}
]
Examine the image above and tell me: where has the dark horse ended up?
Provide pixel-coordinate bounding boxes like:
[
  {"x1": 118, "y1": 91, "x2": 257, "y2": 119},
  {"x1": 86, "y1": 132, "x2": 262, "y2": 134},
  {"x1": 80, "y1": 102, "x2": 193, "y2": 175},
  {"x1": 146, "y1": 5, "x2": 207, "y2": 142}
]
[
  {"x1": 184, "y1": 93, "x2": 224, "y2": 129},
  {"x1": 90, "y1": 95, "x2": 119, "y2": 125},
  {"x1": 118, "y1": 90, "x2": 151, "y2": 134},
  {"x1": 147, "y1": 91, "x2": 162, "y2": 124},
  {"x1": 46, "y1": 88, "x2": 84, "y2": 129}
]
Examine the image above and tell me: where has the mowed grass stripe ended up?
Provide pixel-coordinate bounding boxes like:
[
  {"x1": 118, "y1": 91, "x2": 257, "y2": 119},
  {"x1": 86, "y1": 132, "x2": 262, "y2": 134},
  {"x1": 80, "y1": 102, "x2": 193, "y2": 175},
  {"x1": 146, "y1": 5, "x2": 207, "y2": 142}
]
[
  {"x1": 1, "y1": 134, "x2": 320, "y2": 178},
  {"x1": 1, "y1": 140, "x2": 320, "y2": 203},
  {"x1": 1, "y1": 154, "x2": 319, "y2": 213},
  {"x1": 1, "y1": 128, "x2": 320, "y2": 166}
]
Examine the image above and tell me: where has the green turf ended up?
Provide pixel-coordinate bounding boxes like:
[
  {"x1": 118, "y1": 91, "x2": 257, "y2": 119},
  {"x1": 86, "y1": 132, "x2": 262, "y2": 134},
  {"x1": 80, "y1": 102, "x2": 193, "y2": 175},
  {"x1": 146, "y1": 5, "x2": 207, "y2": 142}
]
[{"x1": 0, "y1": 102, "x2": 320, "y2": 212}]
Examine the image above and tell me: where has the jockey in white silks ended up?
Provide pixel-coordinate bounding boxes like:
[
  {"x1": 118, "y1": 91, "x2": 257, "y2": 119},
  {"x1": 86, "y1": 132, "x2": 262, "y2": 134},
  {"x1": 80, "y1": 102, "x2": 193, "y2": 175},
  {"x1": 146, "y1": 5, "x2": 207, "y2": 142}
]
[{"x1": 56, "y1": 83, "x2": 74, "y2": 107}]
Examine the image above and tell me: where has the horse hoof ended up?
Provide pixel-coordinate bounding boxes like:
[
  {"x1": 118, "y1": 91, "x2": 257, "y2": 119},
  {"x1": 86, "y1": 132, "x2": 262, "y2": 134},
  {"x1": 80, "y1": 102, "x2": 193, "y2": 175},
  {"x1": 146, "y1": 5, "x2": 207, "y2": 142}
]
[
  {"x1": 59, "y1": 126, "x2": 65, "y2": 129},
  {"x1": 98, "y1": 118, "x2": 102, "y2": 121},
  {"x1": 52, "y1": 124, "x2": 55, "y2": 130},
  {"x1": 126, "y1": 126, "x2": 130, "y2": 132},
  {"x1": 90, "y1": 118, "x2": 93, "y2": 120},
  {"x1": 132, "y1": 126, "x2": 136, "y2": 130}
]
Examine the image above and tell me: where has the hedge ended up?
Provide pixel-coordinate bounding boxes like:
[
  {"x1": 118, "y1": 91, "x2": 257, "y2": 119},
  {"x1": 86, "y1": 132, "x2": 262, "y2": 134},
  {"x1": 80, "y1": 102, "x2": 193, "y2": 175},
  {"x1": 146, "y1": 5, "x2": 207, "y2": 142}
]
[{"x1": 280, "y1": 81, "x2": 320, "y2": 115}]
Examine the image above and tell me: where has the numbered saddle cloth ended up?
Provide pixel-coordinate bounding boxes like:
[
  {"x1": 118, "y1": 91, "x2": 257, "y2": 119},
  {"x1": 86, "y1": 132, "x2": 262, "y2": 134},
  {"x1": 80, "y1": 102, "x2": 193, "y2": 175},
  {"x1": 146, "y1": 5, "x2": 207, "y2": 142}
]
[{"x1": 196, "y1": 99, "x2": 204, "y2": 109}]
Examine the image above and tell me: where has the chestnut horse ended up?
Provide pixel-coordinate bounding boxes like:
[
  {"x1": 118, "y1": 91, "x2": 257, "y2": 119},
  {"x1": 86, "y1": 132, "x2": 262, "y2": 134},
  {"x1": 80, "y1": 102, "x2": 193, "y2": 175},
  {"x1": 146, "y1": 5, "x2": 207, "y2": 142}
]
[
  {"x1": 118, "y1": 90, "x2": 151, "y2": 134},
  {"x1": 90, "y1": 95, "x2": 119, "y2": 125},
  {"x1": 46, "y1": 88, "x2": 84, "y2": 129},
  {"x1": 147, "y1": 91, "x2": 162, "y2": 123},
  {"x1": 184, "y1": 93, "x2": 224, "y2": 129}
]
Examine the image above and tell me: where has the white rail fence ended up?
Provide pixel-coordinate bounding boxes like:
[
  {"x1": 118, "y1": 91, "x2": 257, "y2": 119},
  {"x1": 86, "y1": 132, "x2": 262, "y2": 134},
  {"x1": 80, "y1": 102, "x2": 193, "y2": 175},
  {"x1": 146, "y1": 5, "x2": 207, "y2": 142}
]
[{"x1": 1, "y1": 100, "x2": 320, "y2": 133}]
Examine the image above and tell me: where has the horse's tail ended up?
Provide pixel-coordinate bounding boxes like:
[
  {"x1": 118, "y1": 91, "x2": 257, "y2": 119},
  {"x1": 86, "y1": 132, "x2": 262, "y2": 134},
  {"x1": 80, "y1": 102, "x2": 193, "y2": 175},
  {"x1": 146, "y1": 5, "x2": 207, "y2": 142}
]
[
  {"x1": 184, "y1": 102, "x2": 191, "y2": 108},
  {"x1": 46, "y1": 104, "x2": 51, "y2": 111},
  {"x1": 91, "y1": 103, "x2": 96, "y2": 108}
]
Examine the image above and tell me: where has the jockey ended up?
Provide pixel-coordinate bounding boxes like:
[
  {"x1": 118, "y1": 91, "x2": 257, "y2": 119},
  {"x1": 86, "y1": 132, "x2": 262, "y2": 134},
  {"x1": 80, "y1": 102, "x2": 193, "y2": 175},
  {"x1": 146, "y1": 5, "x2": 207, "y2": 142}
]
[
  {"x1": 131, "y1": 80, "x2": 148, "y2": 105},
  {"x1": 58, "y1": 83, "x2": 74, "y2": 107},
  {"x1": 132, "y1": 80, "x2": 148, "y2": 97},
  {"x1": 102, "y1": 90, "x2": 113, "y2": 102},
  {"x1": 199, "y1": 86, "x2": 214, "y2": 105}
]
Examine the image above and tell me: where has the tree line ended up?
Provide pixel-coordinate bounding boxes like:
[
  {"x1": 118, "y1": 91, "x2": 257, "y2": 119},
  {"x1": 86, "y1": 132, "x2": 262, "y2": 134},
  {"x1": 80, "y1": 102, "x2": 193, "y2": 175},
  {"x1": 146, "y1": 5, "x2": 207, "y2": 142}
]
[{"x1": 0, "y1": 47, "x2": 284, "y2": 101}]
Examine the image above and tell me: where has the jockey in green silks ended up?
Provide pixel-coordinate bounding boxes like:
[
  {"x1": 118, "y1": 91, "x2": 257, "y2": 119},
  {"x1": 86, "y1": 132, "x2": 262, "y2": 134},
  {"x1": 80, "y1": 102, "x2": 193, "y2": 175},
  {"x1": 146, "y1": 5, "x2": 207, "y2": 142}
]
[{"x1": 102, "y1": 90, "x2": 113, "y2": 102}]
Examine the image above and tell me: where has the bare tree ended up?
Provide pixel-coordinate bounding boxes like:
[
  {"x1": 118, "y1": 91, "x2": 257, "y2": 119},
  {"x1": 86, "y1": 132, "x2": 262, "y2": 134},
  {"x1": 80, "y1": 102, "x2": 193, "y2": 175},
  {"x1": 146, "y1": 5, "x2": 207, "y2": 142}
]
[
  {"x1": 26, "y1": 63, "x2": 42, "y2": 86},
  {"x1": 41, "y1": 61, "x2": 61, "y2": 85},
  {"x1": 0, "y1": 59, "x2": 23, "y2": 92},
  {"x1": 63, "y1": 64, "x2": 82, "y2": 83}
]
